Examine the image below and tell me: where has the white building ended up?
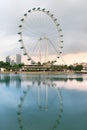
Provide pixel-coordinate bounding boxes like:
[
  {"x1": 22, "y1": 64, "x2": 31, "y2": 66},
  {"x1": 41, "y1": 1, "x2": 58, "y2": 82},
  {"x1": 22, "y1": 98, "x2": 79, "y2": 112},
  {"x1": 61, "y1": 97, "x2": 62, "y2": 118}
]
[
  {"x1": 6, "y1": 56, "x2": 10, "y2": 63},
  {"x1": 16, "y1": 54, "x2": 21, "y2": 65}
]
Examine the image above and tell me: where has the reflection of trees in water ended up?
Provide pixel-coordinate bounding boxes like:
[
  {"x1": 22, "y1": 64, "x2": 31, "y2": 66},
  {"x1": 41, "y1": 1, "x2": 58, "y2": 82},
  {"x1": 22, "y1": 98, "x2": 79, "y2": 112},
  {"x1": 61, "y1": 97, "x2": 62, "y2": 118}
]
[
  {"x1": 0, "y1": 74, "x2": 84, "y2": 89},
  {"x1": 0, "y1": 74, "x2": 84, "y2": 82},
  {"x1": 75, "y1": 78, "x2": 83, "y2": 82},
  {"x1": 0, "y1": 74, "x2": 10, "y2": 87},
  {"x1": 0, "y1": 74, "x2": 21, "y2": 88},
  {"x1": 17, "y1": 82, "x2": 63, "y2": 130},
  {"x1": 5, "y1": 76, "x2": 10, "y2": 87}
]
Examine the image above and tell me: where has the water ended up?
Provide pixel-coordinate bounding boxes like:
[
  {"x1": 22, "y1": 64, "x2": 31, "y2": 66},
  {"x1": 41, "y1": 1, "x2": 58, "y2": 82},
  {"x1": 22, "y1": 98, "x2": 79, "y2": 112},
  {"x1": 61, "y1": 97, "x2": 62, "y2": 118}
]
[{"x1": 0, "y1": 73, "x2": 87, "y2": 130}]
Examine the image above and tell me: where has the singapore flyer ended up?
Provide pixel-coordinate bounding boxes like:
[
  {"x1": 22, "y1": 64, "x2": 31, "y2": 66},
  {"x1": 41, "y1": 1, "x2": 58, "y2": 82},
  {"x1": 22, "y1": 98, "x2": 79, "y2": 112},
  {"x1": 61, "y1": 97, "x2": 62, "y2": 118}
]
[{"x1": 18, "y1": 8, "x2": 63, "y2": 65}]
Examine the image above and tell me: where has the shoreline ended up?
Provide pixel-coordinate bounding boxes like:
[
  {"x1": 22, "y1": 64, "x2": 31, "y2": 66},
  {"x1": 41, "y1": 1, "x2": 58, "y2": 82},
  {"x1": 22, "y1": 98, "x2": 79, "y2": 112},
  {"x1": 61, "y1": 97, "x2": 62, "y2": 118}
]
[{"x1": 0, "y1": 71, "x2": 87, "y2": 75}]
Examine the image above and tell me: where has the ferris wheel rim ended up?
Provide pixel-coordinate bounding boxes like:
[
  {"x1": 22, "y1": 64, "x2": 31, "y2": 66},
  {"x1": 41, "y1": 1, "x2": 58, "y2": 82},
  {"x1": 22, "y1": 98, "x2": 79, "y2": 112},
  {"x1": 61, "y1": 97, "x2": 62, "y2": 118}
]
[{"x1": 18, "y1": 7, "x2": 63, "y2": 65}]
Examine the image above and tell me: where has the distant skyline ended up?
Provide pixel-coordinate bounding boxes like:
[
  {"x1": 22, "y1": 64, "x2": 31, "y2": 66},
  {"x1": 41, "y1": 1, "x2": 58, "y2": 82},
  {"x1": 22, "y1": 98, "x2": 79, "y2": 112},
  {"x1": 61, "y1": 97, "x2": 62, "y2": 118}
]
[
  {"x1": 0, "y1": 0, "x2": 87, "y2": 65},
  {"x1": 5, "y1": 54, "x2": 22, "y2": 65}
]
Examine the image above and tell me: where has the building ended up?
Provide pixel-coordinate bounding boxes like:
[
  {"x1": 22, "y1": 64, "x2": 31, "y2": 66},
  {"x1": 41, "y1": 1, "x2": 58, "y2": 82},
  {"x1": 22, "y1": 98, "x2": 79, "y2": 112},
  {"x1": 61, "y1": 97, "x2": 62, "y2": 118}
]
[
  {"x1": 10, "y1": 60, "x2": 15, "y2": 66},
  {"x1": 6, "y1": 56, "x2": 10, "y2": 63},
  {"x1": 16, "y1": 54, "x2": 21, "y2": 65}
]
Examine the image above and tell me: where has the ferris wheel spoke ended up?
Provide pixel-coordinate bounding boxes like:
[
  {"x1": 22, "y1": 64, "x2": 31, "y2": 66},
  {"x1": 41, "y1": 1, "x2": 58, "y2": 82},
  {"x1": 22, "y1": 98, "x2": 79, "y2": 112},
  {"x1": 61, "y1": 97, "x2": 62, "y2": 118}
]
[
  {"x1": 31, "y1": 42, "x2": 39, "y2": 58},
  {"x1": 22, "y1": 25, "x2": 40, "y2": 36},
  {"x1": 59, "y1": 55, "x2": 66, "y2": 65},
  {"x1": 25, "y1": 11, "x2": 58, "y2": 37},
  {"x1": 22, "y1": 15, "x2": 41, "y2": 36},
  {"x1": 49, "y1": 39, "x2": 60, "y2": 55}
]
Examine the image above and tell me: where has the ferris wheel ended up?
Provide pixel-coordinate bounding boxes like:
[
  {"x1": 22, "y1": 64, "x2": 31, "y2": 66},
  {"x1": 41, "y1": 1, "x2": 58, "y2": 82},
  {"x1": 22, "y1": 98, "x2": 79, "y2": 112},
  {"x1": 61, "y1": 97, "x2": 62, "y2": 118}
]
[{"x1": 18, "y1": 7, "x2": 63, "y2": 65}]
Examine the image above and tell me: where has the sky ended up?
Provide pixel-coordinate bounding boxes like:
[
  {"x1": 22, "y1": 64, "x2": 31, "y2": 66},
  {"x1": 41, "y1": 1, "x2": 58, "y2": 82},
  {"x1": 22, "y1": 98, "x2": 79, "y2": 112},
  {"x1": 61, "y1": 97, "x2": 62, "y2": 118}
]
[{"x1": 0, "y1": 0, "x2": 87, "y2": 65}]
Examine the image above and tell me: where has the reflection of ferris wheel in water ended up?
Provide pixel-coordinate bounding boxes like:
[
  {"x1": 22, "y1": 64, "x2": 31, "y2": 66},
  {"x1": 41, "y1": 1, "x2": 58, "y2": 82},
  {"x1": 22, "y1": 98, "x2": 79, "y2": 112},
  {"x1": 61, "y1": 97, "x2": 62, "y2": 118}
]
[
  {"x1": 18, "y1": 8, "x2": 63, "y2": 64},
  {"x1": 17, "y1": 82, "x2": 63, "y2": 130}
]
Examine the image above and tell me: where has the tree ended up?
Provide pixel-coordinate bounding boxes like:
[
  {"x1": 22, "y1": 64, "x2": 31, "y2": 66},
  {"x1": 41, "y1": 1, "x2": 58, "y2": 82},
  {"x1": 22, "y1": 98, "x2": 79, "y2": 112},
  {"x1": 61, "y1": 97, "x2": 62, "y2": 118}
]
[
  {"x1": 74, "y1": 65, "x2": 83, "y2": 71},
  {"x1": 68, "y1": 65, "x2": 74, "y2": 70}
]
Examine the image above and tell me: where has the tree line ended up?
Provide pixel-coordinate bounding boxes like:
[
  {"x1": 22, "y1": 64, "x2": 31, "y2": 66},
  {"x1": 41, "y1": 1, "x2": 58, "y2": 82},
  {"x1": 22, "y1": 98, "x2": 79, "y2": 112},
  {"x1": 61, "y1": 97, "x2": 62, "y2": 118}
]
[
  {"x1": 0, "y1": 61, "x2": 83, "y2": 71},
  {"x1": 0, "y1": 61, "x2": 24, "y2": 71}
]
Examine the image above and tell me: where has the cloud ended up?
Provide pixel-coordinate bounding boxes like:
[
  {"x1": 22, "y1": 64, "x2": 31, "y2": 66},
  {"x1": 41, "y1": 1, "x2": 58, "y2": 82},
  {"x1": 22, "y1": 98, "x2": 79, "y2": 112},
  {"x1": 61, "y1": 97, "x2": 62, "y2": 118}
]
[
  {"x1": 0, "y1": 0, "x2": 87, "y2": 64},
  {"x1": 62, "y1": 52, "x2": 87, "y2": 65}
]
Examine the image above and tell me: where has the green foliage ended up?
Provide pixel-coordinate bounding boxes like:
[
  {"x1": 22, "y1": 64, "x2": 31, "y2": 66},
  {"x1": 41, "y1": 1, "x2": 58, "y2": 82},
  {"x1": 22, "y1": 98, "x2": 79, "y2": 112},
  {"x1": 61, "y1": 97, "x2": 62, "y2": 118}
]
[
  {"x1": 0, "y1": 61, "x2": 24, "y2": 71},
  {"x1": 68, "y1": 65, "x2": 74, "y2": 70},
  {"x1": 74, "y1": 65, "x2": 83, "y2": 71},
  {"x1": 0, "y1": 60, "x2": 83, "y2": 72},
  {"x1": 0, "y1": 61, "x2": 10, "y2": 68},
  {"x1": 37, "y1": 62, "x2": 41, "y2": 65},
  {"x1": 68, "y1": 65, "x2": 83, "y2": 71}
]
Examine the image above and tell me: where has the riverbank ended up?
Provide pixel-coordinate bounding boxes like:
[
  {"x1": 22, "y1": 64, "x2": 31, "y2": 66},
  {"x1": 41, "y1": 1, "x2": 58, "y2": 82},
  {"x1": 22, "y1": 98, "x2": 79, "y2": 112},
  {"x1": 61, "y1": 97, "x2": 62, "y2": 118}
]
[{"x1": 0, "y1": 71, "x2": 87, "y2": 75}]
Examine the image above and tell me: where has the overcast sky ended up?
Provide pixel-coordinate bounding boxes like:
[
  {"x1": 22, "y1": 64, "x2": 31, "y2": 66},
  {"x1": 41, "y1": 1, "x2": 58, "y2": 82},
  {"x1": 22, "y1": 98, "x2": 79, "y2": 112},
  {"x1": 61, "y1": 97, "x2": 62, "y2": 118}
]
[{"x1": 0, "y1": 0, "x2": 87, "y2": 64}]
